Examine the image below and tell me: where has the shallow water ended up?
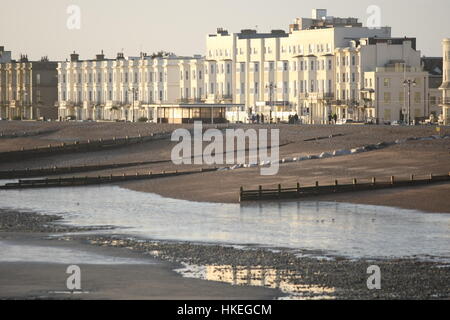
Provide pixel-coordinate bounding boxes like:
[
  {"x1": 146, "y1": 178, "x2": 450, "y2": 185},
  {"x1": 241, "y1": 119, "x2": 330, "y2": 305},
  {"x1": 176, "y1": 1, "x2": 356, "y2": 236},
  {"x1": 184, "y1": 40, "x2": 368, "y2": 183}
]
[
  {"x1": 0, "y1": 241, "x2": 153, "y2": 265},
  {"x1": 0, "y1": 185, "x2": 449, "y2": 261}
]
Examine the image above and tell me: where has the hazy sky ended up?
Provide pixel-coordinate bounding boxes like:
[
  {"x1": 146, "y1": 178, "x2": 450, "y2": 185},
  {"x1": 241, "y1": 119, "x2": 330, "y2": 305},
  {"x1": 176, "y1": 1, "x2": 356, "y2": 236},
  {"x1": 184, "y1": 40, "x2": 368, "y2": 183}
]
[{"x1": 1, "y1": 0, "x2": 449, "y2": 61}]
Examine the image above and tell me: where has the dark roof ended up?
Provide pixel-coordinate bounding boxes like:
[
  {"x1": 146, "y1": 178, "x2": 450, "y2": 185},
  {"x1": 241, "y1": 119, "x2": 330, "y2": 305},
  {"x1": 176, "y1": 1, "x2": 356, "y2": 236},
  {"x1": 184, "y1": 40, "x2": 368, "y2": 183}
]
[
  {"x1": 421, "y1": 57, "x2": 443, "y2": 76},
  {"x1": 236, "y1": 29, "x2": 289, "y2": 40},
  {"x1": 364, "y1": 37, "x2": 417, "y2": 50}
]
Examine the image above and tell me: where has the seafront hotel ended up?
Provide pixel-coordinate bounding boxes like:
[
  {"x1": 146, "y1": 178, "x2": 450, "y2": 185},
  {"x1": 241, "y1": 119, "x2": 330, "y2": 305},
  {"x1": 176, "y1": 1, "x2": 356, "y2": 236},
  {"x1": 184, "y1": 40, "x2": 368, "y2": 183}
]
[
  {"x1": 1, "y1": 9, "x2": 448, "y2": 125},
  {"x1": 55, "y1": 9, "x2": 447, "y2": 125}
]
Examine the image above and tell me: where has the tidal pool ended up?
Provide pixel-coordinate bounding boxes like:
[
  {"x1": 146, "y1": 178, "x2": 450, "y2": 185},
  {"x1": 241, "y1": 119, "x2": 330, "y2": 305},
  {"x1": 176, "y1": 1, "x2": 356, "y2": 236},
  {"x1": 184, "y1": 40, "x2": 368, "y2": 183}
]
[{"x1": 0, "y1": 185, "x2": 449, "y2": 261}]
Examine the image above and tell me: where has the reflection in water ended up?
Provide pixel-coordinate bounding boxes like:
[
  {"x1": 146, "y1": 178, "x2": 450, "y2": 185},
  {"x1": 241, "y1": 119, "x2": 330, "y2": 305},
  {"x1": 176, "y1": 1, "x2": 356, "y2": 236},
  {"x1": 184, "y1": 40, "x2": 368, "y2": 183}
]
[
  {"x1": 0, "y1": 185, "x2": 449, "y2": 261},
  {"x1": 175, "y1": 262, "x2": 335, "y2": 300}
]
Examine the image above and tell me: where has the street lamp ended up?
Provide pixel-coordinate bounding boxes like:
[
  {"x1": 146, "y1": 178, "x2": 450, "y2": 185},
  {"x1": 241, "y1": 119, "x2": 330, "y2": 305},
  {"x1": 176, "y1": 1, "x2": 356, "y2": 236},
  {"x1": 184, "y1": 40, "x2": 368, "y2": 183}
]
[
  {"x1": 265, "y1": 83, "x2": 277, "y2": 124},
  {"x1": 403, "y1": 79, "x2": 417, "y2": 125},
  {"x1": 128, "y1": 88, "x2": 138, "y2": 122}
]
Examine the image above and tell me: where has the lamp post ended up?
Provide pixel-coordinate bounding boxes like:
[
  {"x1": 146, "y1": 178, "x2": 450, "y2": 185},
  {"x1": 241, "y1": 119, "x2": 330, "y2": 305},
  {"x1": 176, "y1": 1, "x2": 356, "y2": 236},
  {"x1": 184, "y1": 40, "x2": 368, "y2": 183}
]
[
  {"x1": 128, "y1": 88, "x2": 138, "y2": 122},
  {"x1": 403, "y1": 79, "x2": 417, "y2": 125},
  {"x1": 265, "y1": 83, "x2": 277, "y2": 124}
]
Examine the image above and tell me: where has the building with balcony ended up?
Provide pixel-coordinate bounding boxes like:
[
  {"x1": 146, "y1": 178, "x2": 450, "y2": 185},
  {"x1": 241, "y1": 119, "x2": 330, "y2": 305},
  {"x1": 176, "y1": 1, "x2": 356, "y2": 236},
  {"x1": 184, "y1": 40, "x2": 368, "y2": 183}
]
[
  {"x1": 56, "y1": 9, "x2": 442, "y2": 125},
  {"x1": 57, "y1": 51, "x2": 241, "y2": 123},
  {"x1": 205, "y1": 9, "x2": 430, "y2": 124},
  {"x1": 0, "y1": 50, "x2": 58, "y2": 120}
]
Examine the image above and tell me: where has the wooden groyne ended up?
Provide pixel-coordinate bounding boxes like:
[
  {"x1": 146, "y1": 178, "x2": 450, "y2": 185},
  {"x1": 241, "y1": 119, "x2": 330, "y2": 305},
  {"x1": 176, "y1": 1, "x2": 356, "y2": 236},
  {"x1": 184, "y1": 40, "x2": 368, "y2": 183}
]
[
  {"x1": 0, "y1": 160, "x2": 171, "y2": 179},
  {"x1": 0, "y1": 129, "x2": 59, "y2": 139},
  {"x1": 239, "y1": 173, "x2": 450, "y2": 202},
  {"x1": 0, "y1": 133, "x2": 171, "y2": 163},
  {"x1": 0, "y1": 168, "x2": 217, "y2": 190}
]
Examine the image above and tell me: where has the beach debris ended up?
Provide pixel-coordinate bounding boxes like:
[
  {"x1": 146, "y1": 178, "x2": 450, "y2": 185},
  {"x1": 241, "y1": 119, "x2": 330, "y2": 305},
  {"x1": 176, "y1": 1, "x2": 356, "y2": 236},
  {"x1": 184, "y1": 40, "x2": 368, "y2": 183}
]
[
  {"x1": 333, "y1": 149, "x2": 351, "y2": 156},
  {"x1": 319, "y1": 152, "x2": 332, "y2": 159}
]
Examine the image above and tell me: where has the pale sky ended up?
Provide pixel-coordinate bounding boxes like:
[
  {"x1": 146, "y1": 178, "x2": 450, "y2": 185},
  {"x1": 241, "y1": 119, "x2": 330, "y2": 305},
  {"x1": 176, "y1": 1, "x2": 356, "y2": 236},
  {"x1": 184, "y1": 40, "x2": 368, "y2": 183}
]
[{"x1": 1, "y1": 0, "x2": 449, "y2": 61}]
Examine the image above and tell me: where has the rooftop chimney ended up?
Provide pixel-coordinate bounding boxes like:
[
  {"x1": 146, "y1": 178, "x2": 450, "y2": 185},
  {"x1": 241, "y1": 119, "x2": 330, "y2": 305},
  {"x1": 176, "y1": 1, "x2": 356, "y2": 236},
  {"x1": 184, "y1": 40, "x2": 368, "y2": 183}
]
[
  {"x1": 96, "y1": 50, "x2": 105, "y2": 61},
  {"x1": 217, "y1": 28, "x2": 229, "y2": 36},
  {"x1": 70, "y1": 51, "x2": 79, "y2": 62}
]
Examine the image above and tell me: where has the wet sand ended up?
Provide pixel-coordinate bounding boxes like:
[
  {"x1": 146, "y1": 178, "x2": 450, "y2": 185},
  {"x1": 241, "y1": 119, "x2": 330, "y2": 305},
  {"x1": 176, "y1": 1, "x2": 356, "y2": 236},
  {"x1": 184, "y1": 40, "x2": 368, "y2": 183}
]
[
  {"x1": 0, "y1": 234, "x2": 281, "y2": 300},
  {"x1": 1, "y1": 123, "x2": 449, "y2": 214}
]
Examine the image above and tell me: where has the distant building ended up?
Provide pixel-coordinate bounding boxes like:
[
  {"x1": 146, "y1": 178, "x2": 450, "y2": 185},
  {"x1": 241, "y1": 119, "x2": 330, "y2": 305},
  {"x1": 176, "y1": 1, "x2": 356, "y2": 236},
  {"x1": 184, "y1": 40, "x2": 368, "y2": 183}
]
[
  {"x1": 422, "y1": 57, "x2": 443, "y2": 120},
  {"x1": 0, "y1": 49, "x2": 58, "y2": 120},
  {"x1": 440, "y1": 39, "x2": 450, "y2": 125}
]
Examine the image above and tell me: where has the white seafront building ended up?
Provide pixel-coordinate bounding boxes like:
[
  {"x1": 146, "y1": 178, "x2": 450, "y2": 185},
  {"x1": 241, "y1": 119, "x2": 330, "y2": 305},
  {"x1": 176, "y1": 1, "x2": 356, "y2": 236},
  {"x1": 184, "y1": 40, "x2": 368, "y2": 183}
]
[
  {"x1": 57, "y1": 52, "x2": 240, "y2": 123},
  {"x1": 206, "y1": 9, "x2": 431, "y2": 124},
  {"x1": 57, "y1": 9, "x2": 443, "y2": 124}
]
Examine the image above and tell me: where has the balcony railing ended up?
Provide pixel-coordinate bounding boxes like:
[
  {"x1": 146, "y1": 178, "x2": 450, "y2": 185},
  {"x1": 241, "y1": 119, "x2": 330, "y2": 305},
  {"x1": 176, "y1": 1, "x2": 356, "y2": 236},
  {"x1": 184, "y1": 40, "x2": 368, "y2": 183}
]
[
  {"x1": 177, "y1": 98, "x2": 206, "y2": 104},
  {"x1": 360, "y1": 99, "x2": 374, "y2": 108},
  {"x1": 299, "y1": 92, "x2": 334, "y2": 100},
  {"x1": 218, "y1": 95, "x2": 233, "y2": 101},
  {"x1": 60, "y1": 101, "x2": 84, "y2": 108},
  {"x1": 332, "y1": 99, "x2": 359, "y2": 107}
]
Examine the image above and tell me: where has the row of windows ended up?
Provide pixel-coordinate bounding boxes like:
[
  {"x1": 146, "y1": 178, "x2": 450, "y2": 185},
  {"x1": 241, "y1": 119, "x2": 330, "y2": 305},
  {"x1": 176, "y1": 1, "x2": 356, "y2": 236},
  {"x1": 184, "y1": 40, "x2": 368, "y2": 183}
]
[
  {"x1": 60, "y1": 58, "x2": 370, "y2": 87},
  {"x1": 363, "y1": 77, "x2": 423, "y2": 88},
  {"x1": 209, "y1": 42, "x2": 333, "y2": 58},
  {"x1": 383, "y1": 92, "x2": 422, "y2": 104},
  {"x1": 1, "y1": 73, "x2": 42, "y2": 85},
  {"x1": 336, "y1": 89, "x2": 358, "y2": 101},
  {"x1": 337, "y1": 73, "x2": 358, "y2": 83},
  {"x1": 61, "y1": 71, "x2": 167, "y2": 84},
  {"x1": 61, "y1": 89, "x2": 166, "y2": 103},
  {"x1": 204, "y1": 63, "x2": 231, "y2": 75},
  {"x1": 236, "y1": 59, "x2": 334, "y2": 73},
  {"x1": 336, "y1": 55, "x2": 358, "y2": 67},
  {"x1": 61, "y1": 76, "x2": 336, "y2": 103},
  {"x1": 281, "y1": 43, "x2": 331, "y2": 55},
  {"x1": 208, "y1": 49, "x2": 231, "y2": 58},
  {"x1": 180, "y1": 70, "x2": 203, "y2": 81},
  {"x1": 61, "y1": 86, "x2": 432, "y2": 105},
  {"x1": 239, "y1": 79, "x2": 334, "y2": 96},
  {"x1": 0, "y1": 90, "x2": 40, "y2": 101}
]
